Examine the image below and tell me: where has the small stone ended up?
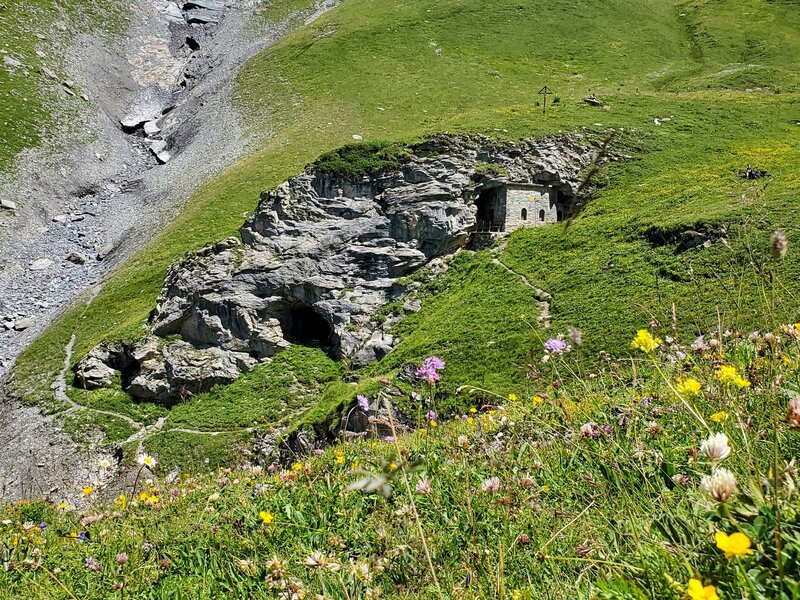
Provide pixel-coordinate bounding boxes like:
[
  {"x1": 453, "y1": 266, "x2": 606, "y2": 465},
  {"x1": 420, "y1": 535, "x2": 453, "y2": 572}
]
[
  {"x1": 30, "y1": 258, "x2": 54, "y2": 270},
  {"x1": 144, "y1": 121, "x2": 161, "y2": 136},
  {"x1": 3, "y1": 56, "x2": 22, "y2": 68},
  {"x1": 352, "y1": 134, "x2": 363, "y2": 141},
  {"x1": 52, "y1": 214, "x2": 68, "y2": 223},
  {"x1": 0, "y1": 199, "x2": 17, "y2": 210},
  {"x1": 14, "y1": 318, "x2": 34, "y2": 331},
  {"x1": 67, "y1": 252, "x2": 87, "y2": 265},
  {"x1": 96, "y1": 244, "x2": 114, "y2": 260}
]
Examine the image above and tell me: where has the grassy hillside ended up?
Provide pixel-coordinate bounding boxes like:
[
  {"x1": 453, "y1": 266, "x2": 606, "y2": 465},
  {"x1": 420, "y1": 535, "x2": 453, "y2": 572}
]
[
  {"x1": 0, "y1": 0, "x2": 127, "y2": 171},
  {"x1": 2, "y1": 326, "x2": 800, "y2": 598},
  {"x1": 9, "y1": 0, "x2": 800, "y2": 468}
]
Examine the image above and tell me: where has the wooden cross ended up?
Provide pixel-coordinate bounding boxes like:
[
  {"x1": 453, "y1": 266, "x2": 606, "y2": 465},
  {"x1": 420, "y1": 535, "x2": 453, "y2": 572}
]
[{"x1": 538, "y1": 85, "x2": 552, "y2": 115}]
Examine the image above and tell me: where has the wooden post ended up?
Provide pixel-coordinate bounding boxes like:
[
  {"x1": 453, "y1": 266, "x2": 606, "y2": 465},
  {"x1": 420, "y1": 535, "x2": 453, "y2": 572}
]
[{"x1": 538, "y1": 85, "x2": 552, "y2": 115}]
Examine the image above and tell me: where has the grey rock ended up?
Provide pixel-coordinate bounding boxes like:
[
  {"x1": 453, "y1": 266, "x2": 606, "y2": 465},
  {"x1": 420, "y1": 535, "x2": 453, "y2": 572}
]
[
  {"x1": 74, "y1": 346, "x2": 116, "y2": 389},
  {"x1": 96, "y1": 244, "x2": 114, "y2": 261},
  {"x1": 0, "y1": 199, "x2": 17, "y2": 211},
  {"x1": 13, "y1": 318, "x2": 34, "y2": 331},
  {"x1": 184, "y1": 0, "x2": 224, "y2": 10},
  {"x1": 3, "y1": 56, "x2": 22, "y2": 69},
  {"x1": 67, "y1": 252, "x2": 87, "y2": 265},
  {"x1": 144, "y1": 121, "x2": 161, "y2": 136},
  {"x1": 30, "y1": 258, "x2": 54, "y2": 270},
  {"x1": 184, "y1": 8, "x2": 221, "y2": 23},
  {"x1": 403, "y1": 299, "x2": 421, "y2": 312},
  {"x1": 163, "y1": 2, "x2": 185, "y2": 21},
  {"x1": 127, "y1": 339, "x2": 255, "y2": 404}
]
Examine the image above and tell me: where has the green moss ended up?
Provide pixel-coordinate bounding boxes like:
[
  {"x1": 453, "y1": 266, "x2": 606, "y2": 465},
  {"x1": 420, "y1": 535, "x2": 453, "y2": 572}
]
[{"x1": 313, "y1": 141, "x2": 412, "y2": 179}]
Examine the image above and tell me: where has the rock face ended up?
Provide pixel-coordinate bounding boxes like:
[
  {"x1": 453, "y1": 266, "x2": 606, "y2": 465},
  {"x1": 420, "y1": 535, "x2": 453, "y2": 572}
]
[{"x1": 75, "y1": 134, "x2": 598, "y2": 402}]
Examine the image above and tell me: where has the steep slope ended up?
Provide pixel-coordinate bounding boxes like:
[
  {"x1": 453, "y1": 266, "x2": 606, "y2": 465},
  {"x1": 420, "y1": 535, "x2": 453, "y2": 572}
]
[{"x1": 4, "y1": 0, "x2": 800, "y2": 484}]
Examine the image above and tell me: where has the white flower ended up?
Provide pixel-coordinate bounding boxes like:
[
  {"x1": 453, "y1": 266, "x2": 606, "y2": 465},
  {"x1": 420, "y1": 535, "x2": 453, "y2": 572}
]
[
  {"x1": 700, "y1": 468, "x2": 736, "y2": 502},
  {"x1": 700, "y1": 432, "x2": 731, "y2": 462},
  {"x1": 137, "y1": 454, "x2": 157, "y2": 468},
  {"x1": 98, "y1": 459, "x2": 112, "y2": 469},
  {"x1": 481, "y1": 477, "x2": 500, "y2": 493},
  {"x1": 415, "y1": 478, "x2": 432, "y2": 495}
]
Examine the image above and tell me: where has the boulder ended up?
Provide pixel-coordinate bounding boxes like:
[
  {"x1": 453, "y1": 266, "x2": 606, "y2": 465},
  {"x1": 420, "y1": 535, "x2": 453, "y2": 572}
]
[
  {"x1": 74, "y1": 346, "x2": 116, "y2": 389},
  {"x1": 1, "y1": 199, "x2": 17, "y2": 211}
]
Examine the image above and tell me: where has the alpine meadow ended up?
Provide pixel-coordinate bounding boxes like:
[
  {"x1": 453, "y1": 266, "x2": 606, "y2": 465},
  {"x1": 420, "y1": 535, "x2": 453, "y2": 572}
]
[{"x1": 1, "y1": 0, "x2": 800, "y2": 598}]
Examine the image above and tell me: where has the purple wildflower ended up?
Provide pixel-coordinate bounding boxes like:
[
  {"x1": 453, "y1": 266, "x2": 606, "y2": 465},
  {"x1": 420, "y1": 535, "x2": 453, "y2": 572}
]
[
  {"x1": 116, "y1": 553, "x2": 128, "y2": 565},
  {"x1": 38, "y1": 522, "x2": 47, "y2": 531},
  {"x1": 85, "y1": 556, "x2": 102, "y2": 572},
  {"x1": 416, "y1": 366, "x2": 441, "y2": 382},
  {"x1": 544, "y1": 337, "x2": 568, "y2": 354},
  {"x1": 384, "y1": 435, "x2": 396, "y2": 442},
  {"x1": 357, "y1": 394, "x2": 370, "y2": 412},
  {"x1": 426, "y1": 410, "x2": 437, "y2": 421},
  {"x1": 417, "y1": 356, "x2": 445, "y2": 383},
  {"x1": 78, "y1": 531, "x2": 89, "y2": 541},
  {"x1": 422, "y1": 356, "x2": 445, "y2": 371}
]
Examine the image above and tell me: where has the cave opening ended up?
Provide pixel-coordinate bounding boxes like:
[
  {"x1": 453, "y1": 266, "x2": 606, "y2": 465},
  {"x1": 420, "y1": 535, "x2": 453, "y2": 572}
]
[
  {"x1": 475, "y1": 186, "x2": 505, "y2": 232},
  {"x1": 282, "y1": 304, "x2": 336, "y2": 351}
]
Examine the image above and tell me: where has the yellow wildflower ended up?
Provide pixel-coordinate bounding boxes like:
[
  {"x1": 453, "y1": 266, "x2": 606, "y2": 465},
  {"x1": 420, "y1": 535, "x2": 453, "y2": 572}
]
[
  {"x1": 389, "y1": 462, "x2": 398, "y2": 470},
  {"x1": 631, "y1": 329, "x2": 661, "y2": 353},
  {"x1": 430, "y1": 420, "x2": 438, "y2": 428},
  {"x1": 291, "y1": 462, "x2": 303, "y2": 472},
  {"x1": 687, "y1": 579, "x2": 719, "y2": 600},
  {"x1": 532, "y1": 395, "x2": 544, "y2": 406},
  {"x1": 715, "y1": 365, "x2": 750, "y2": 389},
  {"x1": 335, "y1": 454, "x2": 345, "y2": 465},
  {"x1": 675, "y1": 378, "x2": 702, "y2": 396},
  {"x1": 81, "y1": 485, "x2": 94, "y2": 496},
  {"x1": 139, "y1": 491, "x2": 150, "y2": 502},
  {"x1": 114, "y1": 494, "x2": 127, "y2": 510},
  {"x1": 58, "y1": 502, "x2": 69, "y2": 510},
  {"x1": 715, "y1": 531, "x2": 754, "y2": 558},
  {"x1": 259, "y1": 511, "x2": 275, "y2": 525},
  {"x1": 508, "y1": 393, "x2": 518, "y2": 402},
  {"x1": 469, "y1": 408, "x2": 477, "y2": 414},
  {"x1": 710, "y1": 411, "x2": 728, "y2": 424}
]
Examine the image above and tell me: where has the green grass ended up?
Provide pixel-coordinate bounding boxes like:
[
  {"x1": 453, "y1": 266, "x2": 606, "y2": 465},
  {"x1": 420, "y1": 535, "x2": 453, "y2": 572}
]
[
  {"x1": 8, "y1": 0, "x2": 800, "y2": 467},
  {"x1": 2, "y1": 329, "x2": 800, "y2": 597},
  {"x1": 164, "y1": 346, "x2": 342, "y2": 431}
]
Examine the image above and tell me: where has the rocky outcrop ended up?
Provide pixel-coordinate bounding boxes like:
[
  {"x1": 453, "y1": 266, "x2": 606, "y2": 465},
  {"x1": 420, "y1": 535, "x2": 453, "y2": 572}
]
[{"x1": 75, "y1": 134, "x2": 599, "y2": 402}]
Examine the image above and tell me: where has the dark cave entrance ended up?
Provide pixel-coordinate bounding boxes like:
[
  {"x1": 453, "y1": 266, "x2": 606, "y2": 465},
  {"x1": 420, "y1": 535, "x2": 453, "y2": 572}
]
[
  {"x1": 282, "y1": 304, "x2": 336, "y2": 351},
  {"x1": 475, "y1": 186, "x2": 505, "y2": 232}
]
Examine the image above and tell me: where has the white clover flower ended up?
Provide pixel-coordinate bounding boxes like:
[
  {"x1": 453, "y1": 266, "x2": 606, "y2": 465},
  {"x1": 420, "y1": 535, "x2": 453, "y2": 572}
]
[
  {"x1": 700, "y1": 432, "x2": 731, "y2": 462},
  {"x1": 137, "y1": 454, "x2": 157, "y2": 468},
  {"x1": 700, "y1": 468, "x2": 736, "y2": 502}
]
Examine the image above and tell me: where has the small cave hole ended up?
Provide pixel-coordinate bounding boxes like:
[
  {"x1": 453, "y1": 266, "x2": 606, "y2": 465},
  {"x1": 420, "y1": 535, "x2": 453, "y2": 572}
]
[{"x1": 283, "y1": 304, "x2": 335, "y2": 351}]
